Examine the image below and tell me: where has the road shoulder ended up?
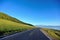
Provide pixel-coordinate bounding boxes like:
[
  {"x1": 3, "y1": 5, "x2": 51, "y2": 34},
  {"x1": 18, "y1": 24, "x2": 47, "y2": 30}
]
[{"x1": 40, "y1": 29, "x2": 52, "y2": 40}]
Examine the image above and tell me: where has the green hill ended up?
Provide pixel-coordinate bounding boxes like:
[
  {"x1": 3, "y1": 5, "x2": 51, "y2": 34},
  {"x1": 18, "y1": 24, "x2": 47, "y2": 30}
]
[
  {"x1": 0, "y1": 12, "x2": 33, "y2": 26},
  {"x1": 0, "y1": 12, "x2": 34, "y2": 37}
]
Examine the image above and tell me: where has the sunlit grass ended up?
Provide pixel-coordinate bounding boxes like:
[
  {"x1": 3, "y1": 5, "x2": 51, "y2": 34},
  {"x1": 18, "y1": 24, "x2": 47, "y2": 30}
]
[
  {"x1": 0, "y1": 19, "x2": 34, "y2": 37},
  {"x1": 42, "y1": 28, "x2": 60, "y2": 40}
]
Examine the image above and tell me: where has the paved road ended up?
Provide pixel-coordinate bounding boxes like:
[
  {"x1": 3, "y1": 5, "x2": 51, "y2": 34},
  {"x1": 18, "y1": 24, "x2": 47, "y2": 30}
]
[{"x1": 0, "y1": 29, "x2": 50, "y2": 40}]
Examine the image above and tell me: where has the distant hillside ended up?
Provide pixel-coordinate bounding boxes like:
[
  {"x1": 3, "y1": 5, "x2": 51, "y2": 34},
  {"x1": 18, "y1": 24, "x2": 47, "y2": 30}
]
[
  {"x1": 0, "y1": 12, "x2": 33, "y2": 26},
  {"x1": 36, "y1": 25, "x2": 60, "y2": 30}
]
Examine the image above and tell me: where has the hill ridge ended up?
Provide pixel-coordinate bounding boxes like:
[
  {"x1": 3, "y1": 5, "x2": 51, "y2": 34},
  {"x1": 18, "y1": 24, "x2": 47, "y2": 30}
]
[{"x1": 0, "y1": 12, "x2": 33, "y2": 26}]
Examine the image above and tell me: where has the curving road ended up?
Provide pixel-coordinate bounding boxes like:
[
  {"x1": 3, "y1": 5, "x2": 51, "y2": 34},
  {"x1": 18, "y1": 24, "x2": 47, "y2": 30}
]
[{"x1": 0, "y1": 29, "x2": 50, "y2": 40}]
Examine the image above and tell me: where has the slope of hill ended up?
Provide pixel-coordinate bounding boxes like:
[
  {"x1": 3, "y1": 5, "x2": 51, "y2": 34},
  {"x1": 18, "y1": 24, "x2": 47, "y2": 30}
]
[
  {"x1": 0, "y1": 12, "x2": 33, "y2": 26},
  {"x1": 0, "y1": 12, "x2": 34, "y2": 38}
]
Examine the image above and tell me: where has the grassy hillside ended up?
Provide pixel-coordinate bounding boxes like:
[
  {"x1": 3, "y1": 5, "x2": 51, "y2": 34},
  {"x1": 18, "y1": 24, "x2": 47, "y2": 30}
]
[
  {"x1": 0, "y1": 19, "x2": 34, "y2": 37},
  {"x1": 42, "y1": 28, "x2": 60, "y2": 40},
  {"x1": 0, "y1": 12, "x2": 34, "y2": 37},
  {"x1": 0, "y1": 12, "x2": 33, "y2": 26}
]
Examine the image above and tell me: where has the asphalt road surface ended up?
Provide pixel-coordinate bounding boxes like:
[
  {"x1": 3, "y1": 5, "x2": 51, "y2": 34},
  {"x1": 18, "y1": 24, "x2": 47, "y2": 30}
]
[{"x1": 0, "y1": 29, "x2": 50, "y2": 40}]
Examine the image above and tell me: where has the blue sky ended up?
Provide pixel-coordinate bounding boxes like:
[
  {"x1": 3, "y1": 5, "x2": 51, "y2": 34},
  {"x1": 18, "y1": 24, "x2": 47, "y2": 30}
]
[{"x1": 0, "y1": 0, "x2": 60, "y2": 26}]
